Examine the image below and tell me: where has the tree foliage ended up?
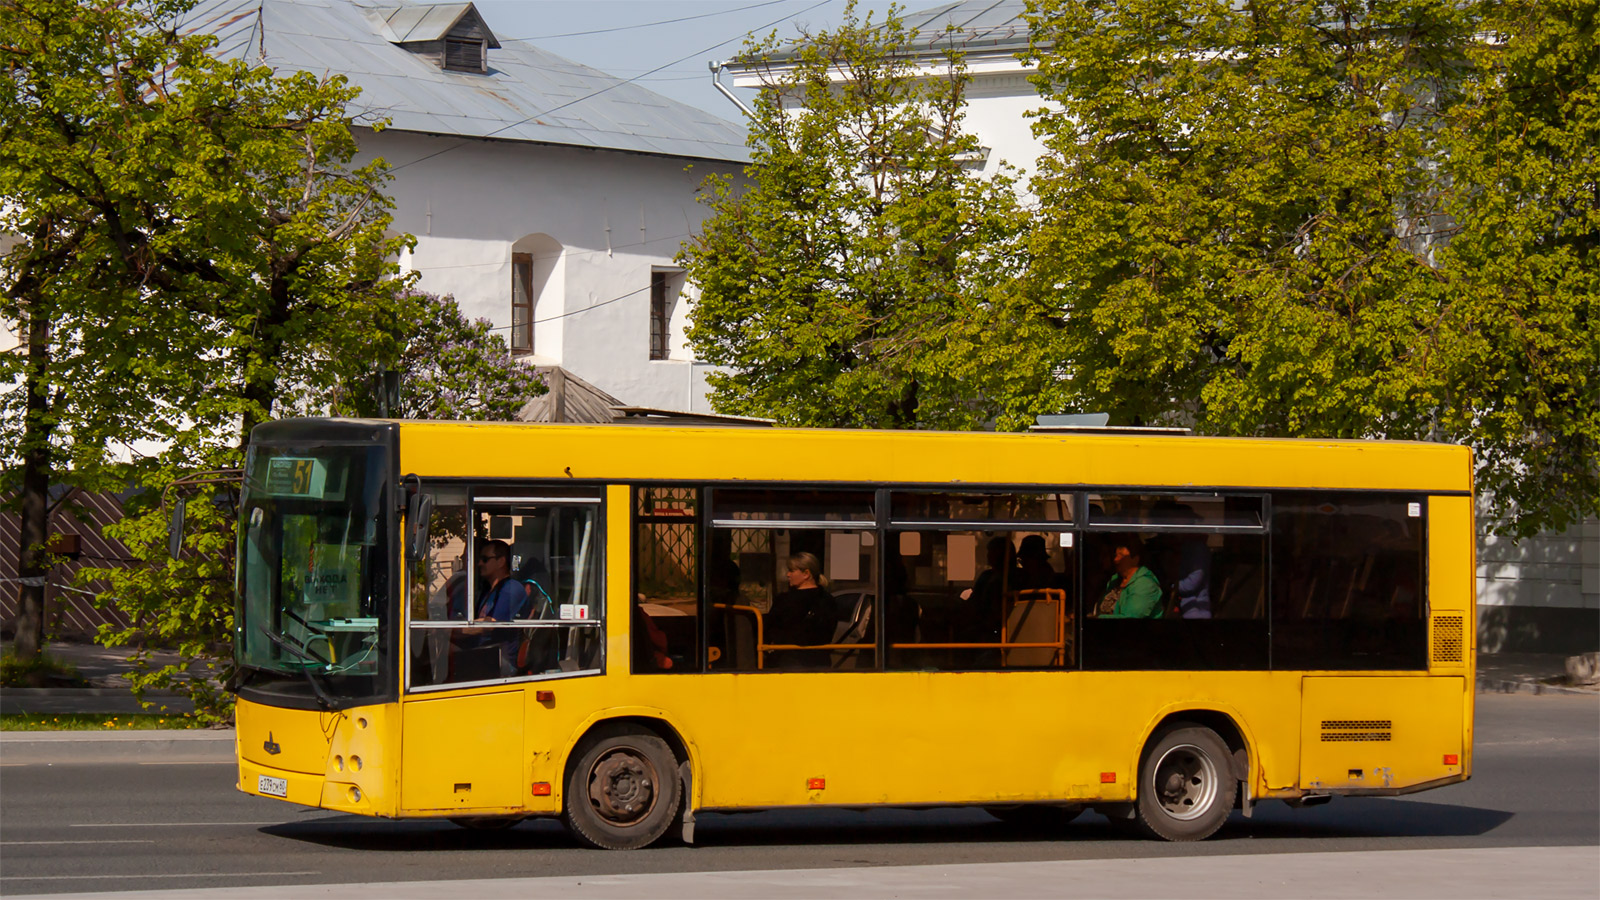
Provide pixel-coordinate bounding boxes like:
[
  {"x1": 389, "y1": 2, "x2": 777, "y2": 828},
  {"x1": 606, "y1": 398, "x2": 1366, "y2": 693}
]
[
  {"x1": 2, "y1": 0, "x2": 540, "y2": 706},
  {"x1": 333, "y1": 291, "x2": 546, "y2": 421},
  {"x1": 681, "y1": 3, "x2": 1032, "y2": 429},
  {"x1": 1431, "y1": 0, "x2": 1598, "y2": 533},
  {"x1": 1024, "y1": 0, "x2": 1596, "y2": 535},
  {"x1": 3, "y1": 0, "x2": 220, "y2": 669}
]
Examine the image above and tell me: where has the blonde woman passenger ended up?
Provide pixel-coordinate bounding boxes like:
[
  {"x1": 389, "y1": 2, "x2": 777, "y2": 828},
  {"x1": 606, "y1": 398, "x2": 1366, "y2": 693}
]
[{"x1": 765, "y1": 552, "x2": 838, "y2": 668}]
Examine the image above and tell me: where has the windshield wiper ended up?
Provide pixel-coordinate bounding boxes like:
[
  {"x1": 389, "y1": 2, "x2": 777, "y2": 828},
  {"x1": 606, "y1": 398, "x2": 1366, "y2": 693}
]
[{"x1": 257, "y1": 627, "x2": 335, "y2": 709}]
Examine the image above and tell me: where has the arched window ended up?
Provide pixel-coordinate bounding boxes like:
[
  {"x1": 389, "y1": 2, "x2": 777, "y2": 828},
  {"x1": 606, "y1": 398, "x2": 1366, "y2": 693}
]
[{"x1": 510, "y1": 235, "x2": 563, "y2": 356}]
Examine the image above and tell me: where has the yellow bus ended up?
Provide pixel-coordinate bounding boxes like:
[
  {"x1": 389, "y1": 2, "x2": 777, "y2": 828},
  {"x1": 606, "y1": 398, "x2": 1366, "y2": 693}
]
[{"x1": 230, "y1": 418, "x2": 1475, "y2": 848}]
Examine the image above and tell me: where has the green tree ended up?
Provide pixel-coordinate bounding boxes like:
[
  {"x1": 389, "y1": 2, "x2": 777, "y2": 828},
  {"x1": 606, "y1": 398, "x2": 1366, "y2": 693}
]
[
  {"x1": 2, "y1": 0, "x2": 223, "y2": 669},
  {"x1": 1024, "y1": 0, "x2": 1596, "y2": 535},
  {"x1": 681, "y1": 3, "x2": 1031, "y2": 429},
  {"x1": 333, "y1": 291, "x2": 547, "y2": 421},
  {"x1": 1432, "y1": 0, "x2": 1598, "y2": 535}
]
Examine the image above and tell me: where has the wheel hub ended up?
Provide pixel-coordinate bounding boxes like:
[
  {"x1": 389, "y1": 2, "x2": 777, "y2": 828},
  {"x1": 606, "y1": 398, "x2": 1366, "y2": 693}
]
[
  {"x1": 589, "y1": 749, "x2": 657, "y2": 826},
  {"x1": 1152, "y1": 743, "x2": 1218, "y2": 821}
]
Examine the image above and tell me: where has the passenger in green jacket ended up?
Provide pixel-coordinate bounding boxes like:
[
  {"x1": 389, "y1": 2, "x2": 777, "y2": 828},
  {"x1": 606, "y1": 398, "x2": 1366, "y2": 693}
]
[{"x1": 1097, "y1": 536, "x2": 1164, "y2": 619}]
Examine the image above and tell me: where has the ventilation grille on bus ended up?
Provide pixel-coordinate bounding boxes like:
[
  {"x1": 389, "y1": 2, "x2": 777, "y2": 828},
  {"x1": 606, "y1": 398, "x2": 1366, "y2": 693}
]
[
  {"x1": 1432, "y1": 615, "x2": 1465, "y2": 665},
  {"x1": 1321, "y1": 720, "x2": 1392, "y2": 742}
]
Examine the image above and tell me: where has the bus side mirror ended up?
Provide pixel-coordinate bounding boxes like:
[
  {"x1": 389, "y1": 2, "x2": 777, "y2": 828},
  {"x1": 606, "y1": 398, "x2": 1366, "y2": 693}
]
[
  {"x1": 407, "y1": 493, "x2": 433, "y2": 561},
  {"x1": 167, "y1": 499, "x2": 186, "y2": 559}
]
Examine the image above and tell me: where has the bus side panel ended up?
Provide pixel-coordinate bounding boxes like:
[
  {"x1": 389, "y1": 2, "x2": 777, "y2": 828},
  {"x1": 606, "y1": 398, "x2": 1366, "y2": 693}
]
[
  {"x1": 1298, "y1": 676, "x2": 1465, "y2": 791},
  {"x1": 1427, "y1": 494, "x2": 1476, "y2": 778},
  {"x1": 400, "y1": 690, "x2": 525, "y2": 812},
  {"x1": 669, "y1": 670, "x2": 1302, "y2": 809}
]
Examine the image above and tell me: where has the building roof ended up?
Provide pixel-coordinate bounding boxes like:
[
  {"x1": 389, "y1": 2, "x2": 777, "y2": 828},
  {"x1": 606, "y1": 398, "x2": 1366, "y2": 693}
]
[
  {"x1": 368, "y1": 3, "x2": 498, "y2": 46},
  {"x1": 181, "y1": 0, "x2": 749, "y2": 163},
  {"x1": 898, "y1": 0, "x2": 1030, "y2": 55},
  {"x1": 515, "y1": 367, "x2": 623, "y2": 425},
  {"x1": 729, "y1": 0, "x2": 1033, "y2": 70}
]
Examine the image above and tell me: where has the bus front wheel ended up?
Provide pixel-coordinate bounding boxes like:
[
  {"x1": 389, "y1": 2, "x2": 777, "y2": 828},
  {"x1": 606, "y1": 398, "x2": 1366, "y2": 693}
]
[
  {"x1": 1134, "y1": 725, "x2": 1236, "y2": 842},
  {"x1": 563, "y1": 727, "x2": 681, "y2": 850}
]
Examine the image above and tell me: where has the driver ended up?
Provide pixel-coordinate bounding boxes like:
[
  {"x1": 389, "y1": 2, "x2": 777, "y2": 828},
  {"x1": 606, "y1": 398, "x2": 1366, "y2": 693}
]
[{"x1": 474, "y1": 540, "x2": 524, "y2": 622}]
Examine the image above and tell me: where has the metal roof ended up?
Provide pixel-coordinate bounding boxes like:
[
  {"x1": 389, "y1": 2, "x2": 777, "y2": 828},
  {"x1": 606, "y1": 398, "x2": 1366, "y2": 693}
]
[
  {"x1": 898, "y1": 0, "x2": 1031, "y2": 54},
  {"x1": 370, "y1": 3, "x2": 498, "y2": 47},
  {"x1": 181, "y1": 0, "x2": 749, "y2": 163},
  {"x1": 735, "y1": 0, "x2": 1034, "y2": 68}
]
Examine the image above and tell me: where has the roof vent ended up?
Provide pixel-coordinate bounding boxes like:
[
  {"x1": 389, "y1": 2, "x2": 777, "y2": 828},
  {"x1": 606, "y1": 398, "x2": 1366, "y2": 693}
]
[
  {"x1": 370, "y1": 3, "x2": 501, "y2": 74},
  {"x1": 1029, "y1": 413, "x2": 1192, "y2": 435}
]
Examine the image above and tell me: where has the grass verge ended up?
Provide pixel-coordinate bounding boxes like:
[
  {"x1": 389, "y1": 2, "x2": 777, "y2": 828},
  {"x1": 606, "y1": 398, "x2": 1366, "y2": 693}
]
[{"x1": 0, "y1": 713, "x2": 212, "y2": 731}]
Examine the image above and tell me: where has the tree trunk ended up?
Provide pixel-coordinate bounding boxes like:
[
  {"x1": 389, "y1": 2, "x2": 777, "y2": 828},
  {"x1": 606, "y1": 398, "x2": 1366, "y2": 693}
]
[{"x1": 14, "y1": 311, "x2": 54, "y2": 668}]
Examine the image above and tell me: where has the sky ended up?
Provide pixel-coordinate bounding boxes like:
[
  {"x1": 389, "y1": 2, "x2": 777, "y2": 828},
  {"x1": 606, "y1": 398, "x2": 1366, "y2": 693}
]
[{"x1": 469, "y1": 0, "x2": 908, "y2": 119}]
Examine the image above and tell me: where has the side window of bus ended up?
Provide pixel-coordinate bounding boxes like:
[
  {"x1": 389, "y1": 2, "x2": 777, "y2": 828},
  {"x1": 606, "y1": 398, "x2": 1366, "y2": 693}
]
[
  {"x1": 634, "y1": 486, "x2": 700, "y2": 674},
  {"x1": 886, "y1": 491, "x2": 1077, "y2": 672},
  {"x1": 1081, "y1": 494, "x2": 1268, "y2": 671},
  {"x1": 408, "y1": 491, "x2": 604, "y2": 688},
  {"x1": 1271, "y1": 493, "x2": 1427, "y2": 670},
  {"x1": 887, "y1": 530, "x2": 1076, "y2": 671},
  {"x1": 409, "y1": 484, "x2": 468, "y2": 625},
  {"x1": 710, "y1": 488, "x2": 877, "y2": 672}
]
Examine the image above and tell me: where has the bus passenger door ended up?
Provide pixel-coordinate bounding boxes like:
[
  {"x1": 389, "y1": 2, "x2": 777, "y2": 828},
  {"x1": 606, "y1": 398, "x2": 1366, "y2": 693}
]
[{"x1": 400, "y1": 691, "x2": 525, "y2": 812}]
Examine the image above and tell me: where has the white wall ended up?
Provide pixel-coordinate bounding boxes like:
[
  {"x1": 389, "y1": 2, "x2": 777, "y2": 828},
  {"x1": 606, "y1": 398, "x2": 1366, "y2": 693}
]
[
  {"x1": 1479, "y1": 512, "x2": 1600, "y2": 612},
  {"x1": 367, "y1": 130, "x2": 742, "y2": 413},
  {"x1": 962, "y1": 69, "x2": 1054, "y2": 179}
]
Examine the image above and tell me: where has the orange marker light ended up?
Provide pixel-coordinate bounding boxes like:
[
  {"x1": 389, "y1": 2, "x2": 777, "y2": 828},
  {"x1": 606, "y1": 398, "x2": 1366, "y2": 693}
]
[
  {"x1": 1444, "y1": 754, "x2": 1459, "y2": 766},
  {"x1": 532, "y1": 782, "x2": 552, "y2": 796},
  {"x1": 535, "y1": 690, "x2": 554, "y2": 703},
  {"x1": 1101, "y1": 772, "x2": 1117, "y2": 783},
  {"x1": 807, "y1": 778, "x2": 826, "y2": 791}
]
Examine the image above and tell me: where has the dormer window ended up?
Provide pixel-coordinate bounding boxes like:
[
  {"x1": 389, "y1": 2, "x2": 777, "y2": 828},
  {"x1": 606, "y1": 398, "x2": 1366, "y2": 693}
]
[
  {"x1": 372, "y1": 3, "x2": 501, "y2": 75},
  {"x1": 444, "y1": 37, "x2": 485, "y2": 73}
]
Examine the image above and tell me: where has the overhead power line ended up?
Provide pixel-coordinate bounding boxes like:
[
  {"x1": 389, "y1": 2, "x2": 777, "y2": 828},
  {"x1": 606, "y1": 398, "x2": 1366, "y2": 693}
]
[
  {"x1": 504, "y1": 0, "x2": 794, "y2": 41},
  {"x1": 389, "y1": 0, "x2": 830, "y2": 174}
]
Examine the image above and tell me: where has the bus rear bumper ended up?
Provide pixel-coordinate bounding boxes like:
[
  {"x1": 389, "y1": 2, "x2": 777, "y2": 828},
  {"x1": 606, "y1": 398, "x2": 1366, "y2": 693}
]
[
  {"x1": 1261, "y1": 771, "x2": 1470, "y2": 802},
  {"x1": 1325, "y1": 771, "x2": 1471, "y2": 797}
]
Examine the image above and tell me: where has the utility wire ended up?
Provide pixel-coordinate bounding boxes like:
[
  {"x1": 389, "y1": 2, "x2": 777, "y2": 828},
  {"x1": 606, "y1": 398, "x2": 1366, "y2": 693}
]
[
  {"x1": 503, "y1": 0, "x2": 793, "y2": 41},
  {"x1": 388, "y1": 0, "x2": 829, "y2": 174}
]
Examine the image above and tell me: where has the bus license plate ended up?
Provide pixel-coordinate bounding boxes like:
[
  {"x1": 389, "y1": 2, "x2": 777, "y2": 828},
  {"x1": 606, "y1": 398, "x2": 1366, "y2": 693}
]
[{"x1": 258, "y1": 774, "x2": 288, "y2": 798}]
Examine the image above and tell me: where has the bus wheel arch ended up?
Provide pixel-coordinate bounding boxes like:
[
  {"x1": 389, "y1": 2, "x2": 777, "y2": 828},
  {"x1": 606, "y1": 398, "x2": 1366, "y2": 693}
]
[
  {"x1": 561, "y1": 716, "x2": 692, "y2": 850},
  {"x1": 1132, "y1": 710, "x2": 1249, "y2": 842}
]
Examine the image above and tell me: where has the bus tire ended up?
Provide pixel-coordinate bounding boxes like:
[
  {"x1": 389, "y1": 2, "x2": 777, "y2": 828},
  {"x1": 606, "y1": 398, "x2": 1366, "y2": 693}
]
[
  {"x1": 1134, "y1": 725, "x2": 1236, "y2": 842},
  {"x1": 563, "y1": 727, "x2": 681, "y2": 850},
  {"x1": 984, "y1": 804, "x2": 1083, "y2": 828}
]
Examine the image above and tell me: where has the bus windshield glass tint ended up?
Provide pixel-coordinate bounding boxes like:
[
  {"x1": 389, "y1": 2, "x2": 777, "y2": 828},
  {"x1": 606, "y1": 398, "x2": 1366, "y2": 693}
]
[{"x1": 237, "y1": 445, "x2": 388, "y2": 701}]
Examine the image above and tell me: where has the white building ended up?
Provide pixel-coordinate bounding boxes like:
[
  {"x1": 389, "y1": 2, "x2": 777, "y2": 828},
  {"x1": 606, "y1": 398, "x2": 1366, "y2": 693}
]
[
  {"x1": 185, "y1": 0, "x2": 750, "y2": 414},
  {"x1": 724, "y1": 0, "x2": 1052, "y2": 183},
  {"x1": 723, "y1": 0, "x2": 1599, "y2": 654}
]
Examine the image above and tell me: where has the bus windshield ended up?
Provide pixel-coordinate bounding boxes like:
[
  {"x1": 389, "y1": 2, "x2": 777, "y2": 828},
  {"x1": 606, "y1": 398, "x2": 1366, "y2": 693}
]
[{"x1": 236, "y1": 444, "x2": 390, "y2": 706}]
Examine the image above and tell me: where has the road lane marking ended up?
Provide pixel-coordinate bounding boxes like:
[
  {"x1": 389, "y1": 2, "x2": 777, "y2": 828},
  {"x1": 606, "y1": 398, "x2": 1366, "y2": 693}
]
[
  {"x1": 138, "y1": 760, "x2": 236, "y2": 765},
  {"x1": 1, "y1": 871, "x2": 320, "y2": 881},
  {"x1": 0, "y1": 832, "x2": 155, "y2": 839}
]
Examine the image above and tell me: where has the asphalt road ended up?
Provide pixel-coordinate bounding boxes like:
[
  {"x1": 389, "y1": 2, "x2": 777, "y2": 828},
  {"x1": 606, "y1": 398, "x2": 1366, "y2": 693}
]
[{"x1": 1, "y1": 693, "x2": 1595, "y2": 896}]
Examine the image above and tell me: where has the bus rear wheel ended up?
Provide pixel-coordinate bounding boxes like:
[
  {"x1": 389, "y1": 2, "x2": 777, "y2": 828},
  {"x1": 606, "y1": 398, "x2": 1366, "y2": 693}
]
[
  {"x1": 563, "y1": 727, "x2": 681, "y2": 850},
  {"x1": 1134, "y1": 725, "x2": 1236, "y2": 842}
]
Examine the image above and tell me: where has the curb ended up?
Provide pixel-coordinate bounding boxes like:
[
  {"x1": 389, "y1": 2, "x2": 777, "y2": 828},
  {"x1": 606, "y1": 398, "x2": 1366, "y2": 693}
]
[
  {"x1": 0, "y1": 728, "x2": 235, "y2": 764},
  {"x1": 1475, "y1": 677, "x2": 1597, "y2": 696}
]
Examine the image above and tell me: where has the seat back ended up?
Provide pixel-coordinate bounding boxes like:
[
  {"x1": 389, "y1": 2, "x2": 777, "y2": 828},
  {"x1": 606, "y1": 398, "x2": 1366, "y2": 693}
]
[{"x1": 830, "y1": 592, "x2": 874, "y2": 668}]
